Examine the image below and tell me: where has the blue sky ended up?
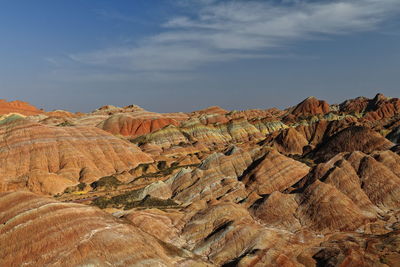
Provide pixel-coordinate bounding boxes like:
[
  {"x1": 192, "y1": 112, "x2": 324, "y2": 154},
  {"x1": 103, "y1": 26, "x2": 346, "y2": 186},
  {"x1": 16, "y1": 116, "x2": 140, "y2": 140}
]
[{"x1": 1, "y1": 0, "x2": 400, "y2": 112}]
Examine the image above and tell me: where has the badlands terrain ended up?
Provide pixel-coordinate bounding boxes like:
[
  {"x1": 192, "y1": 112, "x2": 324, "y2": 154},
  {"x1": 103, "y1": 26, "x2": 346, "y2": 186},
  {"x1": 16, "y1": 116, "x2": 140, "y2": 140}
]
[{"x1": 1, "y1": 94, "x2": 400, "y2": 266}]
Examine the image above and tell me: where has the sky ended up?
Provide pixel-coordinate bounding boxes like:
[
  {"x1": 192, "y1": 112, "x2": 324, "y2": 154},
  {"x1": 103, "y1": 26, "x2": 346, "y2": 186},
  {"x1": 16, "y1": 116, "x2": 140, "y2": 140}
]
[{"x1": 0, "y1": 0, "x2": 400, "y2": 113}]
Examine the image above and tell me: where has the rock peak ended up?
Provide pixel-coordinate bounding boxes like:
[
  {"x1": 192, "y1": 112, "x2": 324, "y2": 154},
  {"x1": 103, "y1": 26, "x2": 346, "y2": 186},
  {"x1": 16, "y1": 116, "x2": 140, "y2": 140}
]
[
  {"x1": 0, "y1": 99, "x2": 42, "y2": 116},
  {"x1": 372, "y1": 93, "x2": 387, "y2": 102},
  {"x1": 290, "y1": 96, "x2": 330, "y2": 117}
]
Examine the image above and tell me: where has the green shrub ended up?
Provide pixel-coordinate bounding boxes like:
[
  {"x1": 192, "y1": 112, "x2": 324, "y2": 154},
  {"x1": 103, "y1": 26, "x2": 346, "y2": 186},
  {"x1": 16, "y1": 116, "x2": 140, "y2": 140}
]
[
  {"x1": 92, "y1": 197, "x2": 109, "y2": 209},
  {"x1": 91, "y1": 190, "x2": 179, "y2": 210},
  {"x1": 77, "y1": 182, "x2": 86, "y2": 191},
  {"x1": 91, "y1": 176, "x2": 121, "y2": 190}
]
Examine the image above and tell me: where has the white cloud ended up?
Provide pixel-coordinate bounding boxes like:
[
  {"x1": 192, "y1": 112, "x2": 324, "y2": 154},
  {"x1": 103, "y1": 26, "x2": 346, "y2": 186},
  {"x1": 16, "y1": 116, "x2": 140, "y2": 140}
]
[{"x1": 69, "y1": 0, "x2": 400, "y2": 72}]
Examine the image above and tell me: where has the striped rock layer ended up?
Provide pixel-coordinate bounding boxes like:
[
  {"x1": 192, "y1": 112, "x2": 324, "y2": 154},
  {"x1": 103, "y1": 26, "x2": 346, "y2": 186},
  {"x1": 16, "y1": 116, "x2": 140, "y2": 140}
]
[
  {"x1": 0, "y1": 99, "x2": 42, "y2": 116},
  {"x1": 0, "y1": 121, "x2": 153, "y2": 195},
  {"x1": 0, "y1": 191, "x2": 208, "y2": 267}
]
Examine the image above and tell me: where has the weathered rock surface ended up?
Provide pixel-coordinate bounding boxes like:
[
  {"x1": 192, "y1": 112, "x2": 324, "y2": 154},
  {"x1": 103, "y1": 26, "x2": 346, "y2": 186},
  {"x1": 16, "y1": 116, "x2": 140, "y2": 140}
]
[
  {"x1": 0, "y1": 121, "x2": 153, "y2": 194},
  {"x1": 2, "y1": 95, "x2": 400, "y2": 267},
  {"x1": 290, "y1": 96, "x2": 330, "y2": 117},
  {"x1": 314, "y1": 126, "x2": 394, "y2": 161},
  {"x1": 268, "y1": 127, "x2": 309, "y2": 155},
  {"x1": 0, "y1": 99, "x2": 43, "y2": 115},
  {"x1": 340, "y1": 93, "x2": 400, "y2": 121},
  {"x1": 388, "y1": 126, "x2": 400, "y2": 144},
  {"x1": 0, "y1": 191, "x2": 208, "y2": 267},
  {"x1": 241, "y1": 149, "x2": 310, "y2": 195},
  {"x1": 98, "y1": 114, "x2": 180, "y2": 138}
]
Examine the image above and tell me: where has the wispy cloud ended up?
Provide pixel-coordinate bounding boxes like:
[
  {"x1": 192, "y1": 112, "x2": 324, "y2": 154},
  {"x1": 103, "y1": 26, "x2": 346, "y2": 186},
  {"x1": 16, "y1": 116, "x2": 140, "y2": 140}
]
[
  {"x1": 69, "y1": 0, "x2": 400, "y2": 72},
  {"x1": 95, "y1": 9, "x2": 144, "y2": 24}
]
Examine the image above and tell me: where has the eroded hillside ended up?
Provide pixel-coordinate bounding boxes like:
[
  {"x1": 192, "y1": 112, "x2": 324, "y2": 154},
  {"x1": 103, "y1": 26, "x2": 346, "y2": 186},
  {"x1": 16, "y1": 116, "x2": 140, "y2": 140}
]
[{"x1": 1, "y1": 94, "x2": 400, "y2": 266}]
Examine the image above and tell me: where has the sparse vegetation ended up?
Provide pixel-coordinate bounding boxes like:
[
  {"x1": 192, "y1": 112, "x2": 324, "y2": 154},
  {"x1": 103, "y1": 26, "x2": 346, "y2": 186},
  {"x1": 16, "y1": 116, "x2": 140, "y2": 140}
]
[
  {"x1": 132, "y1": 163, "x2": 199, "y2": 181},
  {"x1": 91, "y1": 190, "x2": 178, "y2": 210},
  {"x1": 380, "y1": 128, "x2": 391, "y2": 137},
  {"x1": 136, "y1": 163, "x2": 150, "y2": 172},
  {"x1": 63, "y1": 182, "x2": 88, "y2": 194},
  {"x1": 130, "y1": 135, "x2": 147, "y2": 146},
  {"x1": 157, "y1": 160, "x2": 167, "y2": 170},
  {"x1": 57, "y1": 121, "x2": 75, "y2": 127},
  {"x1": 90, "y1": 176, "x2": 121, "y2": 191},
  {"x1": 288, "y1": 154, "x2": 316, "y2": 167},
  {"x1": 77, "y1": 182, "x2": 86, "y2": 191}
]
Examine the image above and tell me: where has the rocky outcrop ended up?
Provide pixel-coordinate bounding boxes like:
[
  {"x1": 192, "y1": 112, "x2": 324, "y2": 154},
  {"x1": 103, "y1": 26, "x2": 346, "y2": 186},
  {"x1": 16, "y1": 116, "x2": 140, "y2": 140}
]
[
  {"x1": 290, "y1": 96, "x2": 330, "y2": 117},
  {"x1": 45, "y1": 110, "x2": 77, "y2": 118},
  {"x1": 314, "y1": 126, "x2": 394, "y2": 161},
  {"x1": 191, "y1": 106, "x2": 228, "y2": 116},
  {"x1": 228, "y1": 108, "x2": 283, "y2": 120},
  {"x1": 2, "y1": 94, "x2": 400, "y2": 267},
  {"x1": 135, "y1": 125, "x2": 189, "y2": 148},
  {"x1": 268, "y1": 127, "x2": 309, "y2": 155},
  {"x1": 98, "y1": 114, "x2": 179, "y2": 138},
  {"x1": 340, "y1": 96, "x2": 370, "y2": 114},
  {"x1": 124, "y1": 208, "x2": 186, "y2": 246},
  {"x1": 0, "y1": 99, "x2": 43, "y2": 116},
  {"x1": 137, "y1": 117, "x2": 265, "y2": 149},
  {"x1": 0, "y1": 191, "x2": 208, "y2": 266},
  {"x1": 169, "y1": 147, "x2": 260, "y2": 204},
  {"x1": 388, "y1": 126, "x2": 400, "y2": 144},
  {"x1": 340, "y1": 93, "x2": 400, "y2": 121},
  {"x1": 297, "y1": 180, "x2": 373, "y2": 232},
  {"x1": 252, "y1": 191, "x2": 301, "y2": 231},
  {"x1": 358, "y1": 156, "x2": 400, "y2": 209},
  {"x1": 251, "y1": 118, "x2": 288, "y2": 135},
  {"x1": 363, "y1": 93, "x2": 400, "y2": 121},
  {"x1": 0, "y1": 113, "x2": 25, "y2": 126},
  {"x1": 0, "y1": 121, "x2": 153, "y2": 194},
  {"x1": 241, "y1": 149, "x2": 309, "y2": 195}
]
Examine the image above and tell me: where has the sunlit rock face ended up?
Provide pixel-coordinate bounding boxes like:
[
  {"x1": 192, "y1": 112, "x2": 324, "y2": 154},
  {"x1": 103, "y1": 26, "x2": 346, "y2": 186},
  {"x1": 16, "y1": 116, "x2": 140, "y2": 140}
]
[
  {"x1": 0, "y1": 191, "x2": 209, "y2": 267},
  {"x1": 241, "y1": 148, "x2": 310, "y2": 195},
  {"x1": 340, "y1": 93, "x2": 400, "y2": 121},
  {"x1": 98, "y1": 114, "x2": 180, "y2": 138},
  {"x1": 0, "y1": 120, "x2": 153, "y2": 195},
  {"x1": 290, "y1": 96, "x2": 330, "y2": 117},
  {"x1": 1, "y1": 94, "x2": 400, "y2": 266},
  {"x1": 266, "y1": 127, "x2": 309, "y2": 155},
  {"x1": 314, "y1": 126, "x2": 394, "y2": 161},
  {"x1": 0, "y1": 99, "x2": 43, "y2": 115}
]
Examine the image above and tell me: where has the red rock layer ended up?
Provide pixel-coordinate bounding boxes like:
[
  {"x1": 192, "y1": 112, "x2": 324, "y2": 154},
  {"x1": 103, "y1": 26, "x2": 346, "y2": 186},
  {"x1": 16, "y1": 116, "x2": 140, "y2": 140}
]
[
  {"x1": 297, "y1": 180, "x2": 372, "y2": 232},
  {"x1": 340, "y1": 96, "x2": 370, "y2": 113},
  {"x1": 363, "y1": 94, "x2": 400, "y2": 121},
  {"x1": 314, "y1": 126, "x2": 394, "y2": 161},
  {"x1": 98, "y1": 114, "x2": 180, "y2": 138},
  {"x1": 241, "y1": 149, "x2": 310, "y2": 195},
  {"x1": 268, "y1": 127, "x2": 309, "y2": 155},
  {"x1": 340, "y1": 93, "x2": 400, "y2": 121},
  {"x1": 0, "y1": 191, "x2": 206, "y2": 266},
  {"x1": 45, "y1": 110, "x2": 77, "y2": 118},
  {"x1": 290, "y1": 96, "x2": 330, "y2": 117},
  {"x1": 191, "y1": 106, "x2": 228, "y2": 115},
  {"x1": 0, "y1": 121, "x2": 153, "y2": 194},
  {"x1": 0, "y1": 99, "x2": 43, "y2": 115}
]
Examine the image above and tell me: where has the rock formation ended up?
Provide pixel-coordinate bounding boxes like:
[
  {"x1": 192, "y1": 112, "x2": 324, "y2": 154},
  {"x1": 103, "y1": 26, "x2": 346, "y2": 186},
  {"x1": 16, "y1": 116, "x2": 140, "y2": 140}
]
[
  {"x1": 314, "y1": 126, "x2": 394, "y2": 161},
  {"x1": 1, "y1": 94, "x2": 400, "y2": 266},
  {"x1": 0, "y1": 99, "x2": 43, "y2": 115},
  {"x1": 241, "y1": 149, "x2": 310, "y2": 195},
  {"x1": 98, "y1": 114, "x2": 180, "y2": 138},
  {"x1": 0, "y1": 191, "x2": 208, "y2": 266},
  {"x1": 0, "y1": 120, "x2": 153, "y2": 195},
  {"x1": 290, "y1": 96, "x2": 330, "y2": 117}
]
